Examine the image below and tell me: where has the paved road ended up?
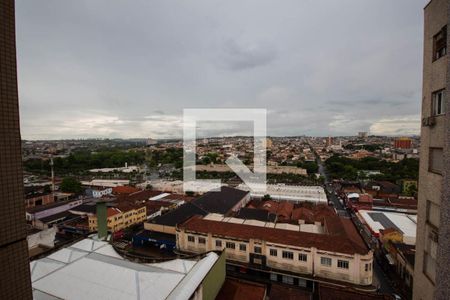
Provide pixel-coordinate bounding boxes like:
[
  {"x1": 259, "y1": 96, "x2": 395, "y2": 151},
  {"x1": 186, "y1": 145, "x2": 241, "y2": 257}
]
[
  {"x1": 316, "y1": 157, "x2": 348, "y2": 216},
  {"x1": 313, "y1": 149, "x2": 396, "y2": 296}
]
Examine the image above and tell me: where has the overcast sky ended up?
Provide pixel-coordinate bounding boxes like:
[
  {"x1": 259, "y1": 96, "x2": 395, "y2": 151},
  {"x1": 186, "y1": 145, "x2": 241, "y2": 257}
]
[{"x1": 16, "y1": 0, "x2": 427, "y2": 140}]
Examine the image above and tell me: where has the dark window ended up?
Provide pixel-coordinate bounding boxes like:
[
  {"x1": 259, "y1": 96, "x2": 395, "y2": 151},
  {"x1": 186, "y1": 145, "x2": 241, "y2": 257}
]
[
  {"x1": 426, "y1": 200, "x2": 440, "y2": 228},
  {"x1": 215, "y1": 240, "x2": 222, "y2": 247},
  {"x1": 432, "y1": 89, "x2": 445, "y2": 116},
  {"x1": 270, "y1": 249, "x2": 277, "y2": 256},
  {"x1": 321, "y1": 257, "x2": 332, "y2": 266},
  {"x1": 282, "y1": 251, "x2": 294, "y2": 260},
  {"x1": 429, "y1": 148, "x2": 443, "y2": 174},
  {"x1": 254, "y1": 246, "x2": 262, "y2": 254},
  {"x1": 298, "y1": 253, "x2": 307, "y2": 262},
  {"x1": 239, "y1": 244, "x2": 247, "y2": 251},
  {"x1": 198, "y1": 237, "x2": 206, "y2": 244},
  {"x1": 187, "y1": 235, "x2": 195, "y2": 243},
  {"x1": 433, "y1": 26, "x2": 447, "y2": 61},
  {"x1": 337, "y1": 260, "x2": 349, "y2": 269},
  {"x1": 226, "y1": 242, "x2": 235, "y2": 249}
]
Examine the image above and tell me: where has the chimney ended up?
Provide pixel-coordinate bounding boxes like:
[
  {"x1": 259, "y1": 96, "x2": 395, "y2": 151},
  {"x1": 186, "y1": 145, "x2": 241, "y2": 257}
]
[{"x1": 96, "y1": 201, "x2": 108, "y2": 240}]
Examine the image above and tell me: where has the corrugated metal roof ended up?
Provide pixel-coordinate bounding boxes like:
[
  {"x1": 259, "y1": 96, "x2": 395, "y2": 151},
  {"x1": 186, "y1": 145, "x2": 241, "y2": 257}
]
[{"x1": 31, "y1": 237, "x2": 219, "y2": 300}]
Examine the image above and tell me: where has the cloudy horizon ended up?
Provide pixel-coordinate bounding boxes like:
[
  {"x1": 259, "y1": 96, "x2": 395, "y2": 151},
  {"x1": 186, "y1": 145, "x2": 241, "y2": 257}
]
[{"x1": 16, "y1": 0, "x2": 426, "y2": 140}]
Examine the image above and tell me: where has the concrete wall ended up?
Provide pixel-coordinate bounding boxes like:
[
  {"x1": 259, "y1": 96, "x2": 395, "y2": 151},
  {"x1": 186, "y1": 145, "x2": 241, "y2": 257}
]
[
  {"x1": 200, "y1": 251, "x2": 226, "y2": 300},
  {"x1": 144, "y1": 223, "x2": 176, "y2": 235},
  {"x1": 414, "y1": 0, "x2": 449, "y2": 299}
]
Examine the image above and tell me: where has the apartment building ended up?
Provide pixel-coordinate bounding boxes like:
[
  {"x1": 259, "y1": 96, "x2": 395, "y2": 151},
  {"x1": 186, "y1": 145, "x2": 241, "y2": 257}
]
[
  {"x1": 88, "y1": 205, "x2": 146, "y2": 232},
  {"x1": 413, "y1": 0, "x2": 450, "y2": 299},
  {"x1": 0, "y1": 0, "x2": 33, "y2": 298},
  {"x1": 176, "y1": 215, "x2": 373, "y2": 287}
]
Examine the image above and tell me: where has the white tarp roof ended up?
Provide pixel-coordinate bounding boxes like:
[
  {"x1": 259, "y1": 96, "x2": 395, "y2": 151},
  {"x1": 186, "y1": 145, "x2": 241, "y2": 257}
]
[{"x1": 31, "y1": 238, "x2": 219, "y2": 300}]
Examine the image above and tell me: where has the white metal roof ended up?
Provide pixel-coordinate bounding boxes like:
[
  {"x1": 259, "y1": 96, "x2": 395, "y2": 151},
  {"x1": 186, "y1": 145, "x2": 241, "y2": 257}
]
[
  {"x1": 358, "y1": 210, "x2": 417, "y2": 245},
  {"x1": 31, "y1": 238, "x2": 219, "y2": 300}
]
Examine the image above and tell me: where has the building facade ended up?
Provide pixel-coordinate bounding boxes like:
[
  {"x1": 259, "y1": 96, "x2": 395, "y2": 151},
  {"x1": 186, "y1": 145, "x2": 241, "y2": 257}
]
[
  {"x1": 414, "y1": 0, "x2": 450, "y2": 299},
  {"x1": 177, "y1": 216, "x2": 373, "y2": 287},
  {"x1": 88, "y1": 206, "x2": 147, "y2": 233},
  {"x1": 0, "y1": 0, "x2": 33, "y2": 298}
]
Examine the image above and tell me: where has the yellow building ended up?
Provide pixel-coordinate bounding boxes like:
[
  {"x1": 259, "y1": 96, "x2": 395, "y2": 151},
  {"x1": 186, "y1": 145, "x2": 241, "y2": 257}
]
[{"x1": 88, "y1": 205, "x2": 146, "y2": 233}]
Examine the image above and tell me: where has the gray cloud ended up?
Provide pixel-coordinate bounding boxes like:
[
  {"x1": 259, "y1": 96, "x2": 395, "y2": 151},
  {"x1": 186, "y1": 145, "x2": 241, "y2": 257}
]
[
  {"x1": 219, "y1": 39, "x2": 277, "y2": 71},
  {"x1": 15, "y1": 0, "x2": 427, "y2": 139}
]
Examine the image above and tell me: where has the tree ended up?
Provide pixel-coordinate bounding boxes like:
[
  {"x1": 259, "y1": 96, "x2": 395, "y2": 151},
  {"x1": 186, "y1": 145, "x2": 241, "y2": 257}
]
[
  {"x1": 262, "y1": 194, "x2": 272, "y2": 200},
  {"x1": 60, "y1": 177, "x2": 82, "y2": 194}
]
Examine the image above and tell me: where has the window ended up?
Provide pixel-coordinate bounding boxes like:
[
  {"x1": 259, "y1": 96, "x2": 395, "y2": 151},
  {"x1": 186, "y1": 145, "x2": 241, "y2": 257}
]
[
  {"x1": 270, "y1": 249, "x2": 278, "y2": 256},
  {"x1": 239, "y1": 244, "x2": 247, "y2": 251},
  {"x1": 226, "y1": 242, "x2": 235, "y2": 249},
  {"x1": 433, "y1": 26, "x2": 447, "y2": 61},
  {"x1": 337, "y1": 260, "x2": 349, "y2": 269},
  {"x1": 426, "y1": 200, "x2": 440, "y2": 228},
  {"x1": 298, "y1": 253, "x2": 307, "y2": 262},
  {"x1": 282, "y1": 251, "x2": 294, "y2": 260},
  {"x1": 429, "y1": 148, "x2": 443, "y2": 174},
  {"x1": 282, "y1": 276, "x2": 294, "y2": 285},
  {"x1": 424, "y1": 225, "x2": 438, "y2": 283},
  {"x1": 432, "y1": 90, "x2": 445, "y2": 116},
  {"x1": 254, "y1": 246, "x2": 262, "y2": 254},
  {"x1": 198, "y1": 237, "x2": 206, "y2": 244},
  {"x1": 215, "y1": 240, "x2": 222, "y2": 247},
  {"x1": 187, "y1": 235, "x2": 195, "y2": 243},
  {"x1": 321, "y1": 257, "x2": 332, "y2": 267},
  {"x1": 365, "y1": 263, "x2": 372, "y2": 272}
]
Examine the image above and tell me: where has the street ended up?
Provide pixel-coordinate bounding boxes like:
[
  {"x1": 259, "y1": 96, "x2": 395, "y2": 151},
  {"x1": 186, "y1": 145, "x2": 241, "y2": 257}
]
[{"x1": 315, "y1": 154, "x2": 397, "y2": 296}]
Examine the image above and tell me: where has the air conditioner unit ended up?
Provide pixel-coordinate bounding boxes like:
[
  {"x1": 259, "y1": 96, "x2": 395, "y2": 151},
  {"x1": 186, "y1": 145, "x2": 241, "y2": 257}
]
[
  {"x1": 428, "y1": 116, "x2": 436, "y2": 126},
  {"x1": 422, "y1": 116, "x2": 436, "y2": 127}
]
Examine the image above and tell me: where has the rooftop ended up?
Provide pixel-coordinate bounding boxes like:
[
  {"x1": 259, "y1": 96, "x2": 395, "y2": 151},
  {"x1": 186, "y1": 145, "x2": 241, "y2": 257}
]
[
  {"x1": 193, "y1": 186, "x2": 249, "y2": 214},
  {"x1": 180, "y1": 215, "x2": 369, "y2": 255},
  {"x1": 216, "y1": 278, "x2": 267, "y2": 300},
  {"x1": 30, "y1": 237, "x2": 222, "y2": 300}
]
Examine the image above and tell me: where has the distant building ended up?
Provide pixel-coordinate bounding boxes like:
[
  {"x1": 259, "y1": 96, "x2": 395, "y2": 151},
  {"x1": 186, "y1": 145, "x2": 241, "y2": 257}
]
[
  {"x1": 358, "y1": 132, "x2": 368, "y2": 139},
  {"x1": 236, "y1": 183, "x2": 327, "y2": 204},
  {"x1": 81, "y1": 179, "x2": 130, "y2": 188},
  {"x1": 88, "y1": 204, "x2": 147, "y2": 233},
  {"x1": 394, "y1": 138, "x2": 412, "y2": 149},
  {"x1": 413, "y1": 0, "x2": 450, "y2": 299}
]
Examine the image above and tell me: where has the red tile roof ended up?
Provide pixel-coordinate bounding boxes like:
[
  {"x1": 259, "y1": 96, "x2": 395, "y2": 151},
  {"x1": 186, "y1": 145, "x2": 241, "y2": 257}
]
[
  {"x1": 179, "y1": 215, "x2": 369, "y2": 255},
  {"x1": 269, "y1": 283, "x2": 312, "y2": 300},
  {"x1": 216, "y1": 278, "x2": 266, "y2": 300},
  {"x1": 107, "y1": 207, "x2": 121, "y2": 218},
  {"x1": 112, "y1": 186, "x2": 140, "y2": 195}
]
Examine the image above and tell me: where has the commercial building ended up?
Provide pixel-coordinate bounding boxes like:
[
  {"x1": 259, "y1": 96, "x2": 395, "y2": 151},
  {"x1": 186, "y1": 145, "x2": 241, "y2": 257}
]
[
  {"x1": 394, "y1": 138, "x2": 413, "y2": 149},
  {"x1": 413, "y1": 0, "x2": 450, "y2": 299},
  {"x1": 145, "y1": 186, "x2": 249, "y2": 235},
  {"x1": 237, "y1": 183, "x2": 327, "y2": 204},
  {"x1": 177, "y1": 214, "x2": 373, "y2": 287},
  {"x1": 0, "y1": 1, "x2": 33, "y2": 297},
  {"x1": 30, "y1": 237, "x2": 226, "y2": 299},
  {"x1": 357, "y1": 210, "x2": 417, "y2": 245},
  {"x1": 192, "y1": 164, "x2": 308, "y2": 176},
  {"x1": 88, "y1": 204, "x2": 147, "y2": 233}
]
